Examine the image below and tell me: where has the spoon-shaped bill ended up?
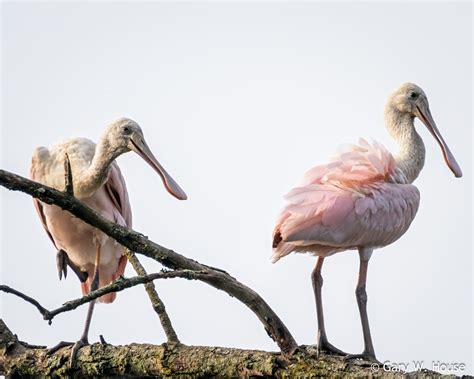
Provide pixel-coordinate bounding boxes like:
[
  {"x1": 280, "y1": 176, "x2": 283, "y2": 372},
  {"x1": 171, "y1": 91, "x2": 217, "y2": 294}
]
[{"x1": 416, "y1": 104, "x2": 462, "y2": 178}]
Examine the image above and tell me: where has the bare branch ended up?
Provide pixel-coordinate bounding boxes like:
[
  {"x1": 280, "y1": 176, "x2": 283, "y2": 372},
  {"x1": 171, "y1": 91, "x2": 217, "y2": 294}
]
[
  {"x1": 125, "y1": 250, "x2": 180, "y2": 344},
  {"x1": 63, "y1": 153, "x2": 74, "y2": 196},
  {"x1": 1, "y1": 270, "x2": 205, "y2": 324},
  {"x1": 0, "y1": 169, "x2": 298, "y2": 354},
  {"x1": 0, "y1": 285, "x2": 49, "y2": 319},
  {"x1": 51, "y1": 270, "x2": 206, "y2": 321}
]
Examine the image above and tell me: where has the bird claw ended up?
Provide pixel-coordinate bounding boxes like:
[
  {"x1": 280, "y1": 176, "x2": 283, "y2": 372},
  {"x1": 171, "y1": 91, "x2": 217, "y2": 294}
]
[
  {"x1": 56, "y1": 250, "x2": 68, "y2": 280},
  {"x1": 47, "y1": 340, "x2": 74, "y2": 355},
  {"x1": 69, "y1": 338, "x2": 89, "y2": 366},
  {"x1": 47, "y1": 338, "x2": 89, "y2": 366},
  {"x1": 316, "y1": 337, "x2": 347, "y2": 357}
]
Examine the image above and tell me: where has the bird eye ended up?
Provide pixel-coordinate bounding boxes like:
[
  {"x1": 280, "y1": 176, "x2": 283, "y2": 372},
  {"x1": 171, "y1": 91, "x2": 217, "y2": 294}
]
[
  {"x1": 122, "y1": 126, "x2": 131, "y2": 134},
  {"x1": 410, "y1": 92, "x2": 418, "y2": 99}
]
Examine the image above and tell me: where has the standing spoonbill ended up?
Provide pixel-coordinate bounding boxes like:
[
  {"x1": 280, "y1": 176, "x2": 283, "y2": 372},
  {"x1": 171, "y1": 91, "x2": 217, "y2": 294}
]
[
  {"x1": 272, "y1": 83, "x2": 462, "y2": 361},
  {"x1": 30, "y1": 117, "x2": 187, "y2": 363}
]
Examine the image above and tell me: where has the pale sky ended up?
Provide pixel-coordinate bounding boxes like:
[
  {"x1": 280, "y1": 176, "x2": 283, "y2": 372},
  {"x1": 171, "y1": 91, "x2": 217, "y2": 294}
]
[{"x1": 1, "y1": 2, "x2": 472, "y2": 375}]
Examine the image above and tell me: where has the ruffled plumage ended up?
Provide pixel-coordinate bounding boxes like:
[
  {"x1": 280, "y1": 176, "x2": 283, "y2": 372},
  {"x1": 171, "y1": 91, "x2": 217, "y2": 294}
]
[{"x1": 272, "y1": 139, "x2": 419, "y2": 262}]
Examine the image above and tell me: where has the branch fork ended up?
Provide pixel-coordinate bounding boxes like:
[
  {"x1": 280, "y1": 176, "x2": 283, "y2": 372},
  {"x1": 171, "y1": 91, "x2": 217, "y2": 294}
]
[{"x1": 0, "y1": 167, "x2": 297, "y2": 355}]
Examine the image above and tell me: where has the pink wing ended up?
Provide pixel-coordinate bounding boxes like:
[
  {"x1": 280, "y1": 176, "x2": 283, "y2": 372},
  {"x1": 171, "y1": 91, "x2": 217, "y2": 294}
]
[
  {"x1": 104, "y1": 162, "x2": 132, "y2": 229},
  {"x1": 272, "y1": 139, "x2": 419, "y2": 262},
  {"x1": 103, "y1": 163, "x2": 132, "y2": 296}
]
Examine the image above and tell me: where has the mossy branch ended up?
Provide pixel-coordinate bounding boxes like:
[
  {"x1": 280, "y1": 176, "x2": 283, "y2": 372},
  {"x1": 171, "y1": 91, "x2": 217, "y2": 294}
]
[
  {"x1": 125, "y1": 250, "x2": 180, "y2": 344},
  {"x1": 0, "y1": 320, "x2": 448, "y2": 378}
]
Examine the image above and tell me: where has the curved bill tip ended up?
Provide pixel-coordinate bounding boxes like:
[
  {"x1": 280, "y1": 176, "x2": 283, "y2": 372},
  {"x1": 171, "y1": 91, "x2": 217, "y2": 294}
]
[
  {"x1": 164, "y1": 176, "x2": 188, "y2": 200},
  {"x1": 435, "y1": 135, "x2": 463, "y2": 178},
  {"x1": 450, "y1": 160, "x2": 462, "y2": 178}
]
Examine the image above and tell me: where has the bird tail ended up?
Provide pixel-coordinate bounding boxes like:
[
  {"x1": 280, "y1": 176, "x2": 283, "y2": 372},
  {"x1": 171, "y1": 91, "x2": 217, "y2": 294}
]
[
  {"x1": 271, "y1": 220, "x2": 295, "y2": 263},
  {"x1": 271, "y1": 241, "x2": 295, "y2": 263}
]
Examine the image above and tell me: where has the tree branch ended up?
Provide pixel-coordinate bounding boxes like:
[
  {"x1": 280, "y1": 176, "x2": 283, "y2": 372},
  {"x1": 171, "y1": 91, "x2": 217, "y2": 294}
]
[
  {"x1": 63, "y1": 153, "x2": 74, "y2": 196},
  {"x1": 0, "y1": 320, "x2": 448, "y2": 378},
  {"x1": 0, "y1": 285, "x2": 49, "y2": 318},
  {"x1": 0, "y1": 169, "x2": 298, "y2": 354},
  {"x1": 1, "y1": 270, "x2": 206, "y2": 324},
  {"x1": 125, "y1": 250, "x2": 180, "y2": 344}
]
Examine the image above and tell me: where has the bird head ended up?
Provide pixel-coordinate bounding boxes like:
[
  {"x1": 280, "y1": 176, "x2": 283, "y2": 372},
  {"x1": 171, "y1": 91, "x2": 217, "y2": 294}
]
[
  {"x1": 105, "y1": 117, "x2": 187, "y2": 200},
  {"x1": 387, "y1": 83, "x2": 462, "y2": 178}
]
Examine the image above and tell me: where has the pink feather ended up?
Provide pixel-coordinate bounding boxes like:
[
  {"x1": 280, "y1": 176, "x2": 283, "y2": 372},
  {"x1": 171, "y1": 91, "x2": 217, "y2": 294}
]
[{"x1": 272, "y1": 139, "x2": 419, "y2": 262}]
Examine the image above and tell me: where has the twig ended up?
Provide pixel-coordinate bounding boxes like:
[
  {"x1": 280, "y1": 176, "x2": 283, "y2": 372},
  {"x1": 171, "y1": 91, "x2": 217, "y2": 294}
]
[
  {"x1": 18, "y1": 341, "x2": 47, "y2": 349},
  {"x1": 0, "y1": 169, "x2": 298, "y2": 355},
  {"x1": 63, "y1": 153, "x2": 74, "y2": 196},
  {"x1": 0, "y1": 285, "x2": 49, "y2": 318},
  {"x1": 1, "y1": 270, "x2": 206, "y2": 324},
  {"x1": 125, "y1": 250, "x2": 180, "y2": 344}
]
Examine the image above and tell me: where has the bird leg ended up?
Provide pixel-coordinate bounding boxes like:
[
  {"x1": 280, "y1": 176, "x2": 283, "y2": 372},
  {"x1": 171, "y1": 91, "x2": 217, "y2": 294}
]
[
  {"x1": 345, "y1": 248, "x2": 379, "y2": 363},
  {"x1": 56, "y1": 249, "x2": 88, "y2": 282},
  {"x1": 312, "y1": 256, "x2": 346, "y2": 356},
  {"x1": 48, "y1": 245, "x2": 101, "y2": 366},
  {"x1": 69, "y1": 244, "x2": 102, "y2": 365}
]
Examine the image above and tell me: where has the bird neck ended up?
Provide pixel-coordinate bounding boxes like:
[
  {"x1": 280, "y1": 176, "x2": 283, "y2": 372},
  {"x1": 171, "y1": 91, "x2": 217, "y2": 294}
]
[
  {"x1": 78, "y1": 139, "x2": 119, "y2": 198},
  {"x1": 385, "y1": 106, "x2": 425, "y2": 184}
]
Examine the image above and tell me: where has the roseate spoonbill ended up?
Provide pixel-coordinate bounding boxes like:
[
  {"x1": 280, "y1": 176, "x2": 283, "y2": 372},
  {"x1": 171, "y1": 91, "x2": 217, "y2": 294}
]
[
  {"x1": 30, "y1": 117, "x2": 186, "y2": 363},
  {"x1": 272, "y1": 83, "x2": 462, "y2": 361}
]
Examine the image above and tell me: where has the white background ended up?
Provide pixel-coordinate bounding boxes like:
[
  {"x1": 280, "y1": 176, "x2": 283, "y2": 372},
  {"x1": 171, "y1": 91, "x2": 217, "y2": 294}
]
[{"x1": 1, "y1": 2, "x2": 472, "y2": 374}]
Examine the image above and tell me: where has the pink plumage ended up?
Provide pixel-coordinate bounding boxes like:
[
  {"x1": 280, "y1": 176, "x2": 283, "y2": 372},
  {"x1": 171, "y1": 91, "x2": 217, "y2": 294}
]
[{"x1": 272, "y1": 138, "x2": 420, "y2": 262}]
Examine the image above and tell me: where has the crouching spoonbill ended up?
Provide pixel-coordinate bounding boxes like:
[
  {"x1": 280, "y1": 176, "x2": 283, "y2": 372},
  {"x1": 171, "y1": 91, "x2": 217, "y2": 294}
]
[
  {"x1": 30, "y1": 117, "x2": 187, "y2": 363},
  {"x1": 272, "y1": 83, "x2": 462, "y2": 361}
]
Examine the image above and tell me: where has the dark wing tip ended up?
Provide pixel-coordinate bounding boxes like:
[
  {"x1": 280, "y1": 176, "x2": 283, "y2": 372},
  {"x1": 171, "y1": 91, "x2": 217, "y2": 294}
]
[{"x1": 272, "y1": 231, "x2": 283, "y2": 248}]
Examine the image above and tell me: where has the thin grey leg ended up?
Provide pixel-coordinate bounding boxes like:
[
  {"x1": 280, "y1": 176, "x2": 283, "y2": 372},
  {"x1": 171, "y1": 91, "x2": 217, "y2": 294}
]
[
  {"x1": 48, "y1": 245, "x2": 101, "y2": 366},
  {"x1": 311, "y1": 256, "x2": 346, "y2": 356},
  {"x1": 345, "y1": 247, "x2": 378, "y2": 362},
  {"x1": 69, "y1": 244, "x2": 101, "y2": 365}
]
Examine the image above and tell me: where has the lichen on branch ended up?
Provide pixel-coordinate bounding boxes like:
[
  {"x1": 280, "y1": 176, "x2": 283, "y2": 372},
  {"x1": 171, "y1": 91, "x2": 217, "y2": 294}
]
[{"x1": 0, "y1": 320, "x2": 447, "y2": 378}]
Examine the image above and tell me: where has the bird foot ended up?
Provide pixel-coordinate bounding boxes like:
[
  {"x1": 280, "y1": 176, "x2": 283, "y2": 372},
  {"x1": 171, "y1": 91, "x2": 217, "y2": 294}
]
[
  {"x1": 56, "y1": 250, "x2": 68, "y2": 280},
  {"x1": 55, "y1": 249, "x2": 88, "y2": 282},
  {"x1": 69, "y1": 338, "x2": 89, "y2": 366},
  {"x1": 344, "y1": 352, "x2": 380, "y2": 364},
  {"x1": 47, "y1": 338, "x2": 89, "y2": 366},
  {"x1": 47, "y1": 340, "x2": 74, "y2": 355},
  {"x1": 317, "y1": 338, "x2": 347, "y2": 356}
]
